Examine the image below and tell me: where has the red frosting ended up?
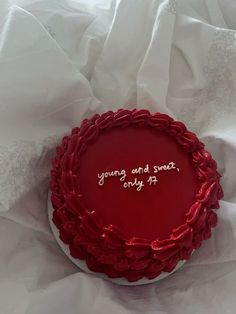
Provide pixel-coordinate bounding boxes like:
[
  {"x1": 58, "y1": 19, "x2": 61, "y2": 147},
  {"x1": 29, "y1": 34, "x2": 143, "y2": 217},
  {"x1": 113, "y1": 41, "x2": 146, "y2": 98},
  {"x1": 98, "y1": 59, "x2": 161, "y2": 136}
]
[{"x1": 50, "y1": 109, "x2": 223, "y2": 282}]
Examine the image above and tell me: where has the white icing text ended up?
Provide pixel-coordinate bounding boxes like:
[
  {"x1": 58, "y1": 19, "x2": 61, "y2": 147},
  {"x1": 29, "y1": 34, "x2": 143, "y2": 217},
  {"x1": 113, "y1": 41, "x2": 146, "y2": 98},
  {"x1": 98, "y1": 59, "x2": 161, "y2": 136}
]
[
  {"x1": 97, "y1": 162, "x2": 179, "y2": 192},
  {"x1": 98, "y1": 169, "x2": 126, "y2": 186}
]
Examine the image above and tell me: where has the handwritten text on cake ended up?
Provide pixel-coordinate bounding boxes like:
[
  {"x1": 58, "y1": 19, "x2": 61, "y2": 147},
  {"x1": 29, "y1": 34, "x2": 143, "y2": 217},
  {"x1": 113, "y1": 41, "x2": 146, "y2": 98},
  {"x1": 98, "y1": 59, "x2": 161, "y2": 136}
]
[{"x1": 97, "y1": 162, "x2": 179, "y2": 192}]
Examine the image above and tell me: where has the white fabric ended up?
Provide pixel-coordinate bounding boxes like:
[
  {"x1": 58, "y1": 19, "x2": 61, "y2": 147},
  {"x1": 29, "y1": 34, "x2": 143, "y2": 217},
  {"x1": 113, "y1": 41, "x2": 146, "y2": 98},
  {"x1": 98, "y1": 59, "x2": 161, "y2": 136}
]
[{"x1": 0, "y1": 0, "x2": 236, "y2": 312}]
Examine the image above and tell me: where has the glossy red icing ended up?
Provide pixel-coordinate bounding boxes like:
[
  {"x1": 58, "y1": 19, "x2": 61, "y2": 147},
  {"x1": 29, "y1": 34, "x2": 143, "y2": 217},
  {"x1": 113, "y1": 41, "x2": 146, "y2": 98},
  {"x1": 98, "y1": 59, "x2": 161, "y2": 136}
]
[
  {"x1": 79, "y1": 126, "x2": 199, "y2": 240},
  {"x1": 50, "y1": 109, "x2": 223, "y2": 282}
]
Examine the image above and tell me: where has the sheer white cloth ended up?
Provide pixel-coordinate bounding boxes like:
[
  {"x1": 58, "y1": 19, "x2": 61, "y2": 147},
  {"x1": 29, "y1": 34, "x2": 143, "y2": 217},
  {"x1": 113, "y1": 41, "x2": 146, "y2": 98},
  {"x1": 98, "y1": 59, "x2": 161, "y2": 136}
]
[{"x1": 0, "y1": 0, "x2": 236, "y2": 313}]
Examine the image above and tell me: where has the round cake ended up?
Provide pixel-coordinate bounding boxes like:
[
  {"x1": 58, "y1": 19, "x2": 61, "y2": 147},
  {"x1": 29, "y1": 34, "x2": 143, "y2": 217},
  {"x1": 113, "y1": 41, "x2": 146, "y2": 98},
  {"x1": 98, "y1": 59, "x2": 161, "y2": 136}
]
[{"x1": 49, "y1": 109, "x2": 223, "y2": 283}]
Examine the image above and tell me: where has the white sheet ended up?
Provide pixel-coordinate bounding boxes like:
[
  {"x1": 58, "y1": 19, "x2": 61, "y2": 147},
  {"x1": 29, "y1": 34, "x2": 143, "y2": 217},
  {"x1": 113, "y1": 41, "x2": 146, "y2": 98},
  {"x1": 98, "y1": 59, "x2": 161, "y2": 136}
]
[{"x1": 0, "y1": 0, "x2": 236, "y2": 313}]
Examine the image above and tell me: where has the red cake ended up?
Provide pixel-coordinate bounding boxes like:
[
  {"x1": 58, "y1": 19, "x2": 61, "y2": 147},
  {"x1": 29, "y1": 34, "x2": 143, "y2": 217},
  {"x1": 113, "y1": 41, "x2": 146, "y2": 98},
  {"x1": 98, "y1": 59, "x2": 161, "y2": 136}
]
[{"x1": 50, "y1": 109, "x2": 223, "y2": 282}]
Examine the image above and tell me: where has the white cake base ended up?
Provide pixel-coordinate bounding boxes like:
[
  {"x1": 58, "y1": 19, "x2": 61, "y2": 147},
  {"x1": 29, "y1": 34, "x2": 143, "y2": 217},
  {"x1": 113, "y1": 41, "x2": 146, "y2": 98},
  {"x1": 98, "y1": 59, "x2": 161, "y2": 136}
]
[{"x1": 48, "y1": 193, "x2": 186, "y2": 285}]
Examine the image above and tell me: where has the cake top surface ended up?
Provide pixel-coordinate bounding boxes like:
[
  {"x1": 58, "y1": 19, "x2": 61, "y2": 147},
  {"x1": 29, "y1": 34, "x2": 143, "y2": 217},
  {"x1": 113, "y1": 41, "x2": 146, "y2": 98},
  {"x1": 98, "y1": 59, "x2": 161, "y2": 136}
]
[{"x1": 79, "y1": 125, "x2": 199, "y2": 240}]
